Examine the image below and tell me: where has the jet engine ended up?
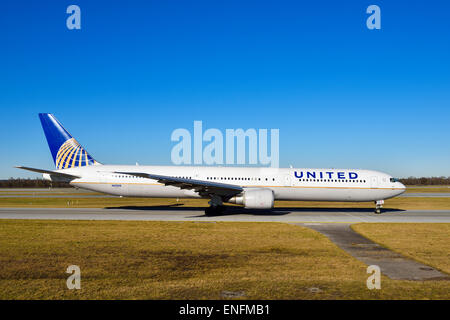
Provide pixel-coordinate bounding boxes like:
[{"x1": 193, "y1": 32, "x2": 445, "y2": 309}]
[{"x1": 228, "y1": 188, "x2": 274, "y2": 209}]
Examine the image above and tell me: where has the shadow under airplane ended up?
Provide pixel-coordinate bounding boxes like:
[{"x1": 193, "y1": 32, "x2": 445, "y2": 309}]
[{"x1": 104, "y1": 204, "x2": 406, "y2": 217}]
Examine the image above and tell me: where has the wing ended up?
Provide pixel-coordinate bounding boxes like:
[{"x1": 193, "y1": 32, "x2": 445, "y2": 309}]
[
  {"x1": 15, "y1": 166, "x2": 81, "y2": 179},
  {"x1": 115, "y1": 171, "x2": 243, "y2": 198}
]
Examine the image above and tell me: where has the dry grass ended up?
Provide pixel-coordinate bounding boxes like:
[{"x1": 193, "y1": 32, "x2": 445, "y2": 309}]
[
  {"x1": 0, "y1": 220, "x2": 448, "y2": 300},
  {"x1": 352, "y1": 223, "x2": 450, "y2": 274}
]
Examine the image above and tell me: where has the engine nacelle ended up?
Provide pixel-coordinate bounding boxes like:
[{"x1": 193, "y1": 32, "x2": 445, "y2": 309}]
[{"x1": 229, "y1": 188, "x2": 274, "y2": 209}]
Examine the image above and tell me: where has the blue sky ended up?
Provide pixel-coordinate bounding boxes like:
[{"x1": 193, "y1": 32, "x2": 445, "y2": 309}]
[{"x1": 1, "y1": 0, "x2": 449, "y2": 178}]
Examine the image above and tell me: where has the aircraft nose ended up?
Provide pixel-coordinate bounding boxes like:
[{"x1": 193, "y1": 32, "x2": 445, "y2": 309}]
[{"x1": 398, "y1": 182, "x2": 406, "y2": 194}]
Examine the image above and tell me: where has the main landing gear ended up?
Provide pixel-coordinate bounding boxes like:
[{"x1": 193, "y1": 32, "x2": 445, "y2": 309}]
[
  {"x1": 205, "y1": 195, "x2": 225, "y2": 216},
  {"x1": 374, "y1": 200, "x2": 384, "y2": 214}
]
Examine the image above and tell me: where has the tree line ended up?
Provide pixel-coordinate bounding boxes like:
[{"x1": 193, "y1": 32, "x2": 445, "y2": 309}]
[
  {"x1": 398, "y1": 176, "x2": 450, "y2": 186},
  {"x1": 1, "y1": 176, "x2": 450, "y2": 188},
  {"x1": 0, "y1": 178, "x2": 70, "y2": 188}
]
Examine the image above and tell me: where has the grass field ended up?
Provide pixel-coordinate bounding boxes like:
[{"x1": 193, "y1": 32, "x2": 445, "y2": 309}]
[
  {"x1": 0, "y1": 220, "x2": 448, "y2": 300},
  {"x1": 1, "y1": 196, "x2": 450, "y2": 210}
]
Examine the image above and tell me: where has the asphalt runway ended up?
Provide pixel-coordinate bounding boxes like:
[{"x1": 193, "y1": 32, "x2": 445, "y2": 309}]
[
  {"x1": 1, "y1": 193, "x2": 450, "y2": 198},
  {"x1": 0, "y1": 207, "x2": 449, "y2": 223}
]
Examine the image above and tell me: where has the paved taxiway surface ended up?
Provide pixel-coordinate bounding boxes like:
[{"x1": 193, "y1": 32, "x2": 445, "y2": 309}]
[
  {"x1": 2, "y1": 193, "x2": 450, "y2": 198},
  {"x1": 1, "y1": 207, "x2": 449, "y2": 223},
  {"x1": 299, "y1": 223, "x2": 448, "y2": 280}
]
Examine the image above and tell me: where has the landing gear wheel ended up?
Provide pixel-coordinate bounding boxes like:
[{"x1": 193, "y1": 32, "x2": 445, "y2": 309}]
[{"x1": 374, "y1": 200, "x2": 384, "y2": 214}]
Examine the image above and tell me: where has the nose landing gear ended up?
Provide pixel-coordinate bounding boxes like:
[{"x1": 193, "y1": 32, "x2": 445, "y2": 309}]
[{"x1": 374, "y1": 200, "x2": 384, "y2": 214}]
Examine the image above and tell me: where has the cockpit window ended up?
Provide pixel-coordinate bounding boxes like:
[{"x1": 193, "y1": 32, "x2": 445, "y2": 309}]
[{"x1": 390, "y1": 177, "x2": 399, "y2": 183}]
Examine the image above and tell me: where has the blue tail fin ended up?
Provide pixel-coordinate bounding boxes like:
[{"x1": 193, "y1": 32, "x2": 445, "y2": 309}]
[{"x1": 39, "y1": 113, "x2": 100, "y2": 169}]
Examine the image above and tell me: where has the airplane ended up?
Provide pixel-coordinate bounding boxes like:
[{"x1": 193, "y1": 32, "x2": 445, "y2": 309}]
[{"x1": 17, "y1": 113, "x2": 406, "y2": 214}]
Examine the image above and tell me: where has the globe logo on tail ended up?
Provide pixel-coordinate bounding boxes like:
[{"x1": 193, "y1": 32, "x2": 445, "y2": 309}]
[{"x1": 56, "y1": 138, "x2": 97, "y2": 169}]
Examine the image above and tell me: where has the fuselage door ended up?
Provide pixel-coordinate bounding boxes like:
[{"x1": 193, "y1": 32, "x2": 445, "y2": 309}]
[
  {"x1": 285, "y1": 174, "x2": 293, "y2": 187},
  {"x1": 370, "y1": 176, "x2": 378, "y2": 188}
]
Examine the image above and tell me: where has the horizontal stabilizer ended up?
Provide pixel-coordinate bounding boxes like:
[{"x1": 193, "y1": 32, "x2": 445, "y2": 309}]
[{"x1": 15, "y1": 166, "x2": 81, "y2": 179}]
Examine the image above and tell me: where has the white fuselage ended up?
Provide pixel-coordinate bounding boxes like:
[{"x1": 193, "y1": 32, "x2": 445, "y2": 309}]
[{"x1": 54, "y1": 165, "x2": 406, "y2": 202}]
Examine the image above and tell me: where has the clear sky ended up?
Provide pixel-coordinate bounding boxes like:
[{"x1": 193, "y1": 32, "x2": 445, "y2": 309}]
[{"x1": 1, "y1": 0, "x2": 449, "y2": 178}]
